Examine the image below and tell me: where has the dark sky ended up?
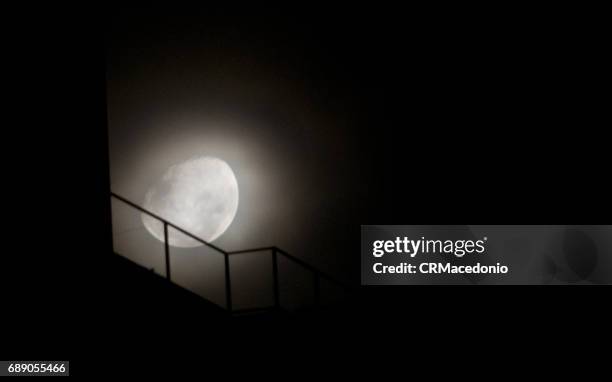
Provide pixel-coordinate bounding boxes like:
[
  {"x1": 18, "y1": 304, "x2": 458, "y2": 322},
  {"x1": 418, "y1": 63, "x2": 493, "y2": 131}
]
[
  {"x1": 106, "y1": 6, "x2": 607, "y2": 287},
  {"x1": 106, "y1": 7, "x2": 378, "y2": 284}
]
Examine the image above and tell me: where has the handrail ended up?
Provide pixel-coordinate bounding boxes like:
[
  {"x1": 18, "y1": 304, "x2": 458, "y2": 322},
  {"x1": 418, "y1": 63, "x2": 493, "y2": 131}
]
[
  {"x1": 227, "y1": 247, "x2": 275, "y2": 255},
  {"x1": 274, "y1": 247, "x2": 348, "y2": 289},
  {"x1": 111, "y1": 192, "x2": 228, "y2": 255},
  {"x1": 110, "y1": 191, "x2": 351, "y2": 314}
]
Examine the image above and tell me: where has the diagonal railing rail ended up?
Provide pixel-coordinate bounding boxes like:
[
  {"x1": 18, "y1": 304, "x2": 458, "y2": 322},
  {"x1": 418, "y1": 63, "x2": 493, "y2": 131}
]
[{"x1": 110, "y1": 192, "x2": 351, "y2": 315}]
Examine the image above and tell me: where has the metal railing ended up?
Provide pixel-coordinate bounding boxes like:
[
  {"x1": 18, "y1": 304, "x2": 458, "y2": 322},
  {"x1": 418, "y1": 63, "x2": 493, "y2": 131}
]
[{"x1": 110, "y1": 192, "x2": 350, "y2": 315}]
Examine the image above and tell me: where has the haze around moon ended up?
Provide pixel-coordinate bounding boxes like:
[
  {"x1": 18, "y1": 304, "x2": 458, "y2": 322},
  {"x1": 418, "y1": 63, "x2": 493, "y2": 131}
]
[{"x1": 141, "y1": 156, "x2": 239, "y2": 247}]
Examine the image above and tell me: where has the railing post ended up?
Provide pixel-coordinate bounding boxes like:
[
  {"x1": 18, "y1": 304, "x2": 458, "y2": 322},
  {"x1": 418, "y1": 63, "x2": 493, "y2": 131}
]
[
  {"x1": 163, "y1": 222, "x2": 171, "y2": 280},
  {"x1": 313, "y1": 273, "x2": 321, "y2": 307},
  {"x1": 224, "y1": 253, "x2": 233, "y2": 312},
  {"x1": 272, "y1": 248, "x2": 280, "y2": 310}
]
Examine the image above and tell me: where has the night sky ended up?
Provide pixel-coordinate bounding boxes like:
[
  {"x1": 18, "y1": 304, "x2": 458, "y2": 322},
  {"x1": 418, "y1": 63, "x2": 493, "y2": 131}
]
[
  {"x1": 106, "y1": 6, "x2": 607, "y2": 288},
  {"x1": 106, "y1": 7, "x2": 378, "y2": 286}
]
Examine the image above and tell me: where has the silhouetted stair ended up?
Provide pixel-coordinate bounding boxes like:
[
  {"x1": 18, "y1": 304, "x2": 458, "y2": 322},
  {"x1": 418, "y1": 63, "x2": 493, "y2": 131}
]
[
  {"x1": 110, "y1": 192, "x2": 353, "y2": 318},
  {"x1": 107, "y1": 253, "x2": 229, "y2": 321}
]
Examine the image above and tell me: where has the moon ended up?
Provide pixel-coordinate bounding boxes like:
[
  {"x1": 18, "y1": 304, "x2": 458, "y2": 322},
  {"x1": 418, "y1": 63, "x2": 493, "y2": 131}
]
[{"x1": 141, "y1": 156, "x2": 239, "y2": 247}]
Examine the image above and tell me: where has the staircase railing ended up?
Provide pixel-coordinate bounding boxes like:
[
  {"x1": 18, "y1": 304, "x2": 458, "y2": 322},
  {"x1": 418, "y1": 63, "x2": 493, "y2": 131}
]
[{"x1": 110, "y1": 192, "x2": 350, "y2": 315}]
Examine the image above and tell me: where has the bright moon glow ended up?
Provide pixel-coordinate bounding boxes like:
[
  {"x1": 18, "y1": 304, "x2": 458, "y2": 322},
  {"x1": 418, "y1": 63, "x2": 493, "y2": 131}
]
[{"x1": 142, "y1": 156, "x2": 239, "y2": 247}]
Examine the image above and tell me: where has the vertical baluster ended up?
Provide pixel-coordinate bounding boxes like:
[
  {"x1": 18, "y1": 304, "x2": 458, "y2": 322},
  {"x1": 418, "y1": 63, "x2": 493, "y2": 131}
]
[
  {"x1": 313, "y1": 273, "x2": 321, "y2": 307},
  {"x1": 272, "y1": 248, "x2": 280, "y2": 310},
  {"x1": 224, "y1": 253, "x2": 232, "y2": 312},
  {"x1": 163, "y1": 222, "x2": 171, "y2": 280}
]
